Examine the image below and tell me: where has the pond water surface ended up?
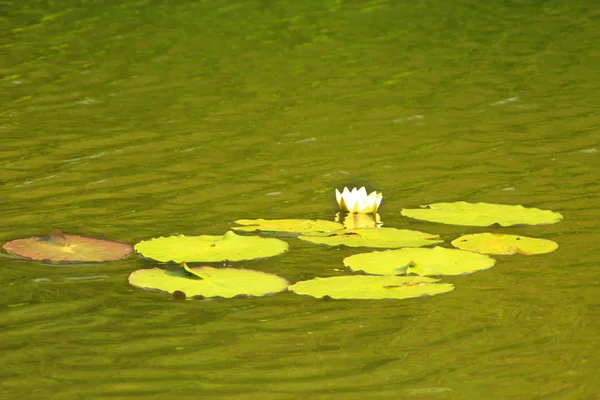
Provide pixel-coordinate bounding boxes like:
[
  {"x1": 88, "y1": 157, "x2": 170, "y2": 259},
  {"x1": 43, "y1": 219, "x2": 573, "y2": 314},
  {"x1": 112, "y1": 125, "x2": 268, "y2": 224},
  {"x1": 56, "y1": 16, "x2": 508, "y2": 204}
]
[{"x1": 2, "y1": 1, "x2": 599, "y2": 399}]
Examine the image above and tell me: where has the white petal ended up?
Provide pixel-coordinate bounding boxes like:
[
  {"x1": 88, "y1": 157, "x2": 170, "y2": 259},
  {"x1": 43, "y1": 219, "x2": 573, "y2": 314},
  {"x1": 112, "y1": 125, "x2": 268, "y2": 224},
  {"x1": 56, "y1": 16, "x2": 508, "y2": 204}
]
[
  {"x1": 340, "y1": 198, "x2": 350, "y2": 212},
  {"x1": 364, "y1": 192, "x2": 377, "y2": 212},
  {"x1": 336, "y1": 187, "x2": 383, "y2": 213},
  {"x1": 346, "y1": 197, "x2": 357, "y2": 212},
  {"x1": 366, "y1": 191, "x2": 377, "y2": 203}
]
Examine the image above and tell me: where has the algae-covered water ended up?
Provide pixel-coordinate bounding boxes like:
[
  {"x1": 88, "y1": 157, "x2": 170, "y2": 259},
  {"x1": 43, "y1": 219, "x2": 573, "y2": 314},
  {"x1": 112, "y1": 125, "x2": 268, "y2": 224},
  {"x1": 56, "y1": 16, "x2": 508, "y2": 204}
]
[{"x1": 2, "y1": 1, "x2": 599, "y2": 399}]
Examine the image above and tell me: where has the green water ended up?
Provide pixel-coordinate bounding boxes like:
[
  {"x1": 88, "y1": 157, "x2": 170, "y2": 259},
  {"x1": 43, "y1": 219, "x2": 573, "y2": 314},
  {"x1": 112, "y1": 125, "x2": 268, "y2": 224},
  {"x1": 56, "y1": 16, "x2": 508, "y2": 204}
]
[{"x1": 2, "y1": 0, "x2": 599, "y2": 398}]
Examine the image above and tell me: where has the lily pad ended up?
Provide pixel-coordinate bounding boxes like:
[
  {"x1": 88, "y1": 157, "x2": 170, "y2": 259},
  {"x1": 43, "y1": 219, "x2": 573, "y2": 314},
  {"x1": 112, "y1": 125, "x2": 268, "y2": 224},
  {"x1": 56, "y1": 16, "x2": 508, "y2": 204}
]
[
  {"x1": 129, "y1": 264, "x2": 289, "y2": 299},
  {"x1": 289, "y1": 275, "x2": 454, "y2": 300},
  {"x1": 2, "y1": 229, "x2": 133, "y2": 263},
  {"x1": 231, "y1": 219, "x2": 344, "y2": 233},
  {"x1": 344, "y1": 246, "x2": 496, "y2": 276},
  {"x1": 232, "y1": 219, "x2": 344, "y2": 235},
  {"x1": 451, "y1": 233, "x2": 558, "y2": 255},
  {"x1": 134, "y1": 230, "x2": 288, "y2": 263},
  {"x1": 401, "y1": 201, "x2": 563, "y2": 226},
  {"x1": 298, "y1": 227, "x2": 442, "y2": 248}
]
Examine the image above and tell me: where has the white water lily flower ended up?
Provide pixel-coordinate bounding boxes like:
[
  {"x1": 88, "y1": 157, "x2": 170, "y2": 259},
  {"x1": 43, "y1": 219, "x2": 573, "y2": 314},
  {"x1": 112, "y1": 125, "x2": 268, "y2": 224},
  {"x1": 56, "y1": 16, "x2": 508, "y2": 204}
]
[{"x1": 335, "y1": 187, "x2": 383, "y2": 213}]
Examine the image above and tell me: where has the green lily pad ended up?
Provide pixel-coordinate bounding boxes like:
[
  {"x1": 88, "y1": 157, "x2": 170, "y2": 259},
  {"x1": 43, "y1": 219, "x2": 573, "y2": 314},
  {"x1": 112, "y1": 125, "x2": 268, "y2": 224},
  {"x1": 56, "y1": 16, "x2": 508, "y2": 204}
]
[
  {"x1": 2, "y1": 229, "x2": 133, "y2": 263},
  {"x1": 129, "y1": 264, "x2": 289, "y2": 299},
  {"x1": 401, "y1": 201, "x2": 563, "y2": 226},
  {"x1": 451, "y1": 233, "x2": 558, "y2": 255},
  {"x1": 289, "y1": 275, "x2": 454, "y2": 300},
  {"x1": 134, "y1": 230, "x2": 288, "y2": 263},
  {"x1": 232, "y1": 219, "x2": 344, "y2": 235},
  {"x1": 298, "y1": 227, "x2": 442, "y2": 248},
  {"x1": 344, "y1": 246, "x2": 496, "y2": 276}
]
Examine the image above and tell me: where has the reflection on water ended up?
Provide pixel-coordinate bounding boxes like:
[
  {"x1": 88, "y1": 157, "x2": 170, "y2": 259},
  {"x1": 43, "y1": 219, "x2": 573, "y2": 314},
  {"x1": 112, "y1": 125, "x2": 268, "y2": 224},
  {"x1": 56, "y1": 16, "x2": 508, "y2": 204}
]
[
  {"x1": 335, "y1": 212, "x2": 383, "y2": 229},
  {"x1": 1, "y1": 0, "x2": 599, "y2": 398},
  {"x1": 33, "y1": 275, "x2": 109, "y2": 283}
]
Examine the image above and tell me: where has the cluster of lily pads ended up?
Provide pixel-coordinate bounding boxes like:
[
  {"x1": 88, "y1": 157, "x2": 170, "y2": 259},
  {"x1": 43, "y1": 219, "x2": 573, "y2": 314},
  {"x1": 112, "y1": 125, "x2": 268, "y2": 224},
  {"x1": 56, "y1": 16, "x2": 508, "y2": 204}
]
[{"x1": 2, "y1": 187, "x2": 562, "y2": 300}]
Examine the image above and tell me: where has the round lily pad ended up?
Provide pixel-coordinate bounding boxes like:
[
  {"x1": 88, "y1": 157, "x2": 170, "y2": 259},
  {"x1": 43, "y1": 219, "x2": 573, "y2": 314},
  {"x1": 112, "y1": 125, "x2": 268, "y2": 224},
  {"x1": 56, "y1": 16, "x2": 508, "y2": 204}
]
[
  {"x1": 451, "y1": 233, "x2": 558, "y2": 255},
  {"x1": 344, "y1": 246, "x2": 496, "y2": 276},
  {"x1": 134, "y1": 230, "x2": 288, "y2": 263},
  {"x1": 401, "y1": 201, "x2": 563, "y2": 226},
  {"x1": 2, "y1": 229, "x2": 133, "y2": 263},
  {"x1": 289, "y1": 275, "x2": 454, "y2": 300},
  {"x1": 298, "y1": 227, "x2": 442, "y2": 248},
  {"x1": 129, "y1": 264, "x2": 289, "y2": 299},
  {"x1": 232, "y1": 219, "x2": 343, "y2": 235}
]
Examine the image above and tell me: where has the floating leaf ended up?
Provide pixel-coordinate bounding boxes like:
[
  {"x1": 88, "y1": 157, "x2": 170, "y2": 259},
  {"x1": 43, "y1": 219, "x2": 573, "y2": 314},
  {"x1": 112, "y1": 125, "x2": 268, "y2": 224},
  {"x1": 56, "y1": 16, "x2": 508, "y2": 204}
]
[
  {"x1": 401, "y1": 201, "x2": 563, "y2": 226},
  {"x1": 232, "y1": 219, "x2": 343, "y2": 235},
  {"x1": 344, "y1": 247, "x2": 496, "y2": 276},
  {"x1": 2, "y1": 229, "x2": 133, "y2": 263},
  {"x1": 451, "y1": 233, "x2": 558, "y2": 255},
  {"x1": 134, "y1": 231, "x2": 288, "y2": 263},
  {"x1": 289, "y1": 275, "x2": 454, "y2": 300},
  {"x1": 129, "y1": 264, "x2": 289, "y2": 299},
  {"x1": 298, "y1": 227, "x2": 442, "y2": 248}
]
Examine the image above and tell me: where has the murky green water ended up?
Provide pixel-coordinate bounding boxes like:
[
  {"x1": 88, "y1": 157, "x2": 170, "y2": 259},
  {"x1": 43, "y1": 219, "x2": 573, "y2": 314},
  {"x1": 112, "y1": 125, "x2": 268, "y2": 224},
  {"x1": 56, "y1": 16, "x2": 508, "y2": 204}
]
[{"x1": 2, "y1": 1, "x2": 599, "y2": 398}]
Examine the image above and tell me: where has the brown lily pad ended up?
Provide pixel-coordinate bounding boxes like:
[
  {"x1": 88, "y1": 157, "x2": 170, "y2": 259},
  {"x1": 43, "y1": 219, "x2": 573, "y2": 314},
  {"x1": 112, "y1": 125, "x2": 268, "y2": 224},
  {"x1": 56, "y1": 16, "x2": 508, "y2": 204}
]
[{"x1": 2, "y1": 229, "x2": 133, "y2": 263}]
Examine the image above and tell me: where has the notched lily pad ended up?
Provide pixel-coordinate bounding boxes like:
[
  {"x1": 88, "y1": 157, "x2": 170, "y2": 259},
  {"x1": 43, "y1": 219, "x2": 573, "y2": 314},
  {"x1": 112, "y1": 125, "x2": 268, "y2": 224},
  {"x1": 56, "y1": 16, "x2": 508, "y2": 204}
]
[
  {"x1": 401, "y1": 201, "x2": 563, "y2": 226},
  {"x1": 451, "y1": 233, "x2": 558, "y2": 255},
  {"x1": 232, "y1": 219, "x2": 344, "y2": 235},
  {"x1": 2, "y1": 229, "x2": 133, "y2": 263},
  {"x1": 344, "y1": 246, "x2": 496, "y2": 276},
  {"x1": 134, "y1": 230, "x2": 288, "y2": 263},
  {"x1": 129, "y1": 264, "x2": 290, "y2": 299},
  {"x1": 289, "y1": 275, "x2": 454, "y2": 300},
  {"x1": 298, "y1": 227, "x2": 442, "y2": 248}
]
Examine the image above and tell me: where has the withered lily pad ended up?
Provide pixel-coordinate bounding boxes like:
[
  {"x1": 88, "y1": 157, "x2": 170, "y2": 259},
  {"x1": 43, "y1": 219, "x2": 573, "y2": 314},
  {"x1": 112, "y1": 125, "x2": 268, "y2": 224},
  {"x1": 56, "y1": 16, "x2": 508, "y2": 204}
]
[
  {"x1": 344, "y1": 246, "x2": 496, "y2": 276},
  {"x1": 2, "y1": 229, "x2": 133, "y2": 263},
  {"x1": 289, "y1": 275, "x2": 454, "y2": 300},
  {"x1": 232, "y1": 219, "x2": 344, "y2": 235},
  {"x1": 134, "y1": 230, "x2": 288, "y2": 263},
  {"x1": 401, "y1": 201, "x2": 563, "y2": 226},
  {"x1": 129, "y1": 263, "x2": 289, "y2": 299},
  {"x1": 451, "y1": 233, "x2": 558, "y2": 255},
  {"x1": 298, "y1": 227, "x2": 442, "y2": 248}
]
